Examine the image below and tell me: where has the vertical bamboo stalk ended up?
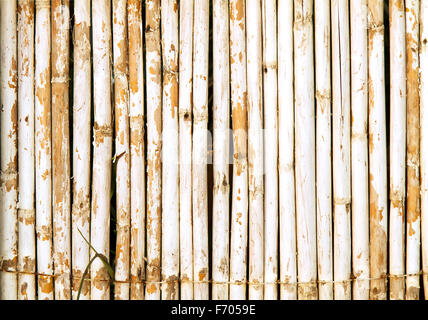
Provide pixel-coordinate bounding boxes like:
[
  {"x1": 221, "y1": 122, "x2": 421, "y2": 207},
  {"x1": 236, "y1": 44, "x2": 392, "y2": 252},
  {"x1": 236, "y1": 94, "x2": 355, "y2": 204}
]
[
  {"x1": 35, "y1": 0, "x2": 54, "y2": 300},
  {"x1": 72, "y1": 0, "x2": 91, "y2": 300},
  {"x1": 113, "y1": 0, "x2": 131, "y2": 301},
  {"x1": 331, "y1": 0, "x2": 351, "y2": 300},
  {"x1": 246, "y1": 0, "x2": 264, "y2": 300},
  {"x1": 278, "y1": 0, "x2": 297, "y2": 300},
  {"x1": 389, "y1": 0, "x2": 406, "y2": 301},
  {"x1": 314, "y1": 0, "x2": 332, "y2": 300},
  {"x1": 212, "y1": 0, "x2": 230, "y2": 300},
  {"x1": 52, "y1": 0, "x2": 71, "y2": 300},
  {"x1": 368, "y1": 0, "x2": 388, "y2": 300},
  {"x1": 129, "y1": 0, "x2": 145, "y2": 301},
  {"x1": 161, "y1": 0, "x2": 179, "y2": 300},
  {"x1": 0, "y1": 0, "x2": 18, "y2": 300},
  {"x1": 420, "y1": 0, "x2": 428, "y2": 298},
  {"x1": 262, "y1": 0, "x2": 278, "y2": 301},
  {"x1": 405, "y1": 0, "x2": 421, "y2": 300},
  {"x1": 294, "y1": 0, "x2": 317, "y2": 300},
  {"x1": 351, "y1": 0, "x2": 370, "y2": 300},
  {"x1": 229, "y1": 0, "x2": 248, "y2": 301},
  {"x1": 145, "y1": 0, "x2": 162, "y2": 300},
  {"x1": 91, "y1": 0, "x2": 112, "y2": 300},
  {"x1": 193, "y1": 0, "x2": 209, "y2": 300},
  {"x1": 17, "y1": 0, "x2": 36, "y2": 300},
  {"x1": 178, "y1": 0, "x2": 194, "y2": 300}
]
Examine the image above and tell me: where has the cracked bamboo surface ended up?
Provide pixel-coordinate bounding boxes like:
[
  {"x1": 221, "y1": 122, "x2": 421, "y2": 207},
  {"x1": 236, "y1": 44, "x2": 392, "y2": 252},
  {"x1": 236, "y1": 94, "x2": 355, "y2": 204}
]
[{"x1": 1, "y1": 0, "x2": 428, "y2": 301}]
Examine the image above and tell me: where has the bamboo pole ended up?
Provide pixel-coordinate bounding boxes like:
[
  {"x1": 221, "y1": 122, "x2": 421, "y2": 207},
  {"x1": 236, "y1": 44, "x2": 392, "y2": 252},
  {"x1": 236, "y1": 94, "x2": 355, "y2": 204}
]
[
  {"x1": 72, "y1": 0, "x2": 91, "y2": 300},
  {"x1": 0, "y1": 0, "x2": 18, "y2": 300},
  {"x1": 17, "y1": 0, "x2": 36, "y2": 300},
  {"x1": 368, "y1": 0, "x2": 388, "y2": 300},
  {"x1": 52, "y1": 0, "x2": 71, "y2": 300},
  {"x1": 294, "y1": 0, "x2": 317, "y2": 300},
  {"x1": 278, "y1": 0, "x2": 297, "y2": 300},
  {"x1": 212, "y1": 0, "x2": 230, "y2": 300},
  {"x1": 314, "y1": 0, "x2": 332, "y2": 300},
  {"x1": 405, "y1": 0, "x2": 421, "y2": 300},
  {"x1": 193, "y1": 0, "x2": 209, "y2": 300},
  {"x1": 128, "y1": 0, "x2": 146, "y2": 301},
  {"x1": 262, "y1": 0, "x2": 278, "y2": 300},
  {"x1": 420, "y1": 0, "x2": 428, "y2": 298},
  {"x1": 113, "y1": 0, "x2": 131, "y2": 300},
  {"x1": 229, "y1": 0, "x2": 249, "y2": 301},
  {"x1": 246, "y1": 0, "x2": 264, "y2": 300},
  {"x1": 35, "y1": 0, "x2": 54, "y2": 300},
  {"x1": 178, "y1": 0, "x2": 194, "y2": 300},
  {"x1": 91, "y1": 0, "x2": 112, "y2": 300},
  {"x1": 161, "y1": 0, "x2": 179, "y2": 300},
  {"x1": 389, "y1": 0, "x2": 406, "y2": 300},
  {"x1": 331, "y1": 0, "x2": 351, "y2": 300},
  {"x1": 351, "y1": 0, "x2": 370, "y2": 300},
  {"x1": 145, "y1": 0, "x2": 162, "y2": 300}
]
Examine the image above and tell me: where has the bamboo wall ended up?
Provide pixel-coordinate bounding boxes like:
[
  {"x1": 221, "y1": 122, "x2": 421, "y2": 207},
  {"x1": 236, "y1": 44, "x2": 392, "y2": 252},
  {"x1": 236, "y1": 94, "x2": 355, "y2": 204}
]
[{"x1": 0, "y1": 0, "x2": 426, "y2": 300}]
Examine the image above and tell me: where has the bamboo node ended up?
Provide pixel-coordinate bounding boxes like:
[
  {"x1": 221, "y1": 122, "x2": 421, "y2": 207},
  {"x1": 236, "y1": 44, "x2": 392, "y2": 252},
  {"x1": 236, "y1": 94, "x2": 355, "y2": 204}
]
[
  {"x1": 93, "y1": 123, "x2": 113, "y2": 138},
  {"x1": 279, "y1": 162, "x2": 294, "y2": 172},
  {"x1": 262, "y1": 62, "x2": 278, "y2": 71},
  {"x1": 351, "y1": 132, "x2": 368, "y2": 140},
  {"x1": 333, "y1": 197, "x2": 351, "y2": 206},
  {"x1": 193, "y1": 112, "x2": 209, "y2": 123},
  {"x1": 390, "y1": 190, "x2": 405, "y2": 204},
  {"x1": 36, "y1": 0, "x2": 51, "y2": 10},
  {"x1": 249, "y1": 184, "x2": 264, "y2": 197},
  {"x1": 114, "y1": 72, "x2": 129, "y2": 83},
  {"x1": 293, "y1": 13, "x2": 313, "y2": 29},
  {"x1": 368, "y1": 23, "x2": 384, "y2": 33},
  {"x1": 51, "y1": 75, "x2": 69, "y2": 84},
  {"x1": 116, "y1": 224, "x2": 130, "y2": 233},
  {"x1": 0, "y1": 168, "x2": 18, "y2": 176},
  {"x1": 163, "y1": 67, "x2": 179, "y2": 78},
  {"x1": 130, "y1": 115, "x2": 145, "y2": 129},
  {"x1": 407, "y1": 158, "x2": 420, "y2": 170},
  {"x1": 316, "y1": 89, "x2": 331, "y2": 102},
  {"x1": 18, "y1": 208, "x2": 35, "y2": 223},
  {"x1": 36, "y1": 225, "x2": 52, "y2": 240}
]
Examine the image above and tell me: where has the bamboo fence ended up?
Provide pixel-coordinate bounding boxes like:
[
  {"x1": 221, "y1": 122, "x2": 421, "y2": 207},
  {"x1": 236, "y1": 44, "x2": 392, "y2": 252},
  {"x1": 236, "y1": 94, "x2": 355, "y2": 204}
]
[{"x1": 1, "y1": 0, "x2": 428, "y2": 300}]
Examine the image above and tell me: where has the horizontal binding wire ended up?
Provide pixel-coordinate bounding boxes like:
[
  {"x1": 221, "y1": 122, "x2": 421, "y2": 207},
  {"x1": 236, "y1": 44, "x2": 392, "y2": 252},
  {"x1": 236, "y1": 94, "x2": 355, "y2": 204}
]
[{"x1": 0, "y1": 269, "x2": 424, "y2": 286}]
